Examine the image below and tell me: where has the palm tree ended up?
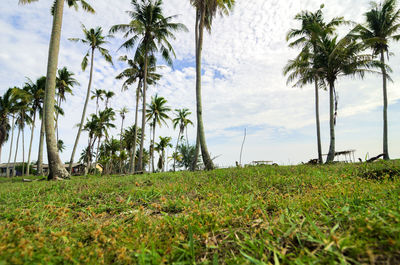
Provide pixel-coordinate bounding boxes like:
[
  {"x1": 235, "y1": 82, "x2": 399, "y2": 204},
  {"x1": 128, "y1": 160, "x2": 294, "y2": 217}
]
[
  {"x1": 57, "y1": 139, "x2": 66, "y2": 153},
  {"x1": 83, "y1": 115, "x2": 99, "y2": 173},
  {"x1": 286, "y1": 6, "x2": 346, "y2": 164},
  {"x1": 314, "y1": 34, "x2": 382, "y2": 163},
  {"x1": 11, "y1": 88, "x2": 32, "y2": 177},
  {"x1": 353, "y1": 0, "x2": 400, "y2": 160},
  {"x1": 104, "y1": 91, "x2": 115, "y2": 109},
  {"x1": 122, "y1": 125, "x2": 143, "y2": 171},
  {"x1": 116, "y1": 53, "x2": 161, "y2": 174},
  {"x1": 189, "y1": 0, "x2": 235, "y2": 171},
  {"x1": 94, "y1": 108, "x2": 116, "y2": 166},
  {"x1": 155, "y1": 136, "x2": 172, "y2": 172},
  {"x1": 55, "y1": 67, "x2": 78, "y2": 141},
  {"x1": 146, "y1": 95, "x2": 171, "y2": 172},
  {"x1": 91, "y1": 89, "x2": 105, "y2": 115},
  {"x1": 119, "y1": 107, "x2": 129, "y2": 142},
  {"x1": 172, "y1": 108, "x2": 193, "y2": 171},
  {"x1": 0, "y1": 88, "x2": 18, "y2": 174},
  {"x1": 110, "y1": 0, "x2": 187, "y2": 172},
  {"x1": 68, "y1": 25, "x2": 113, "y2": 174},
  {"x1": 23, "y1": 76, "x2": 45, "y2": 175},
  {"x1": 19, "y1": 0, "x2": 95, "y2": 180},
  {"x1": 177, "y1": 143, "x2": 202, "y2": 170}
]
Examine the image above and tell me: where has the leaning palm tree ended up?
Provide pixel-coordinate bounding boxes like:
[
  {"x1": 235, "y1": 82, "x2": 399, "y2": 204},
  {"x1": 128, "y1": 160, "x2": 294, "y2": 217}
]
[
  {"x1": 172, "y1": 108, "x2": 193, "y2": 171},
  {"x1": 91, "y1": 89, "x2": 105, "y2": 115},
  {"x1": 110, "y1": 0, "x2": 187, "y2": 172},
  {"x1": 146, "y1": 95, "x2": 171, "y2": 172},
  {"x1": 0, "y1": 88, "x2": 18, "y2": 173},
  {"x1": 19, "y1": 0, "x2": 95, "y2": 180},
  {"x1": 314, "y1": 34, "x2": 382, "y2": 163},
  {"x1": 286, "y1": 6, "x2": 346, "y2": 164},
  {"x1": 155, "y1": 136, "x2": 172, "y2": 172},
  {"x1": 189, "y1": 0, "x2": 235, "y2": 170},
  {"x1": 68, "y1": 25, "x2": 113, "y2": 174},
  {"x1": 23, "y1": 76, "x2": 45, "y2": 175},
  {"x1": 353, "y1": 0, "x2": 400, "y2": 160},
  {"x1": 116, "y1": 53, "x2": 161, "y2": 173}
]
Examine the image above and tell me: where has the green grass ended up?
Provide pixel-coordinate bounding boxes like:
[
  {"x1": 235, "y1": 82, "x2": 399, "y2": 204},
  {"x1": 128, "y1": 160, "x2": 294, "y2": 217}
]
[{"x1": 0, "y1": 161, "x2": 399, "y2": 264}]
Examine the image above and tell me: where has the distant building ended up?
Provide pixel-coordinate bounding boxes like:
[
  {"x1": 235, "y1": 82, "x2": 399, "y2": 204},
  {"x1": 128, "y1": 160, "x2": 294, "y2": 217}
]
[{"x1": 0, "y1": 163, "x2": 21, "y2": 176}]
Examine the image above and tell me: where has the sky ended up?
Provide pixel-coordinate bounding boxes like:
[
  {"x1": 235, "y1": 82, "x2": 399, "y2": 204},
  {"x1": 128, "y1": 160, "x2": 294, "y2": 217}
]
[{"x1": 0, "y1": 0, "x2": 399, "y2": 168}]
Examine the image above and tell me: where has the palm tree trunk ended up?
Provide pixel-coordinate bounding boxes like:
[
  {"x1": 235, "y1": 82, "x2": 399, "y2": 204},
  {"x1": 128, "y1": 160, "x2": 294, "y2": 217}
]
[
  {"x1": 314, "y1": 79, "x2": 323, "y2": 164},
  {"x1": 13, "y1": 128, "x2": 21, "y2": 177},
  {"x1": 191, "y1": 127, "x2": 200, "y2": 171},
  {"x1": 195, "y1": 7, "x2": 214, "y2": 170},
  {"x1": 326, "y1": 81, "x2": 336, "y2": 163},
  {"x1": 129, "y1": 80, "x2": 141, "y2": 174},
  {"x1": 44, "y1": 0, "x2": 69, "y2": 180},
  {"x1": 96, "y1": 135, "x2": 101, "y2": 167},
  {"x1": 119, "y1": 116, "x2": 124, "y2": 173},
  {"x1": 186, "y1": 127, "x2": 189, "y2": 147},
  {"x1": 37, "y1": 116, "x2": 45, "y2": 176},
  {"x1": 381, "y1": 52, "x2": 390, "y2": 160},
  {"x1": 191, "y1": 9, "x2": 200, "y2": 172},
  {"x1": 26, "y1": 111, "x2": 37, "y2": 176},
  {"x1": 6, "y1": 115, "x2": 15, "y2": 178},
  {"x1": 162, "y1": 149, "x2": 165, "y2": 172},
  {"x1": 69, "y1": 48, "x2": 95, "y2": 173},
  {"x1": 22, "y1": 125, "x2": 25, "y2": 177},
  {"x1": 56, "y1": 95, "x2": 60, "y2": 142},
  {"x1": 138, "y1": 47, "x2": 149, "y2": 172},
  {"x1": 148, "y1": 125, "x2": 152, "y2": 172},
  {"x1": 152, "y1": 123, "x2": 156, "y2": 173},
  {"x1": 173, "y1": 130, "x2": 181, "y2": 171}
]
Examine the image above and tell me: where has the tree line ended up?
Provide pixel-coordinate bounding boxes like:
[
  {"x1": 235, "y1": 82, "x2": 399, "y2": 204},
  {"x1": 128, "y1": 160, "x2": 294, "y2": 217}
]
[{"x1": 0, "y1": 0, "x2": 235, "y2": 179}]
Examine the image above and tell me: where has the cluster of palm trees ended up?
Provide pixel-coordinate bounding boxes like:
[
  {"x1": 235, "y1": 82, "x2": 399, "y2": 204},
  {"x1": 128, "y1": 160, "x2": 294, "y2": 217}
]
[
  {"x1": 5, "y1": 0, "x2": 234, "y2": 179},
  {"x1": 285, "y1": 0, "x2": 400, "y2": 163},
  {"x1": 0, "y1": 68, "x2": 77, "y2": 177}
]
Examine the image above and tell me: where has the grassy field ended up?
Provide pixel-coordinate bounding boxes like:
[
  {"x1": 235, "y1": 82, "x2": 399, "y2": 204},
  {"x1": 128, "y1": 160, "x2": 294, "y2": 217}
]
[{"x1": 0, "y1": 161, "x2": 399, "y2": 264}]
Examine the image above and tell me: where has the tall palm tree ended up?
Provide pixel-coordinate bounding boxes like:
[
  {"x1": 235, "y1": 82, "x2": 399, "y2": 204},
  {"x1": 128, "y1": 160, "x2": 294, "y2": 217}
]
[
  {"x1": 286, "y1": 6, "x2": 346, "y2": 164},
  {"x1": 23, "y1": 76, "x2": 45, "y2": 175},
  {"x1": 19, "y1": 0, "x2": 95, "y2": 180},
  {"x1": 189, "y1": 0, "x2": 235, "y2": 171},
  {"x1": 314, "y1": 34, "x2": 382, "y2": 163},
  {"x1": 116, "y1": 53, "x2": 161, "y2": 174},
  {"x1": 68, "y1": 25, "x2": 113, "y2": 174},
  {"x1": 354, "y1": 0, "x2": 400, "y2": 160},
  {"x1": 146, "y1": 95, "x2": 171, "y2": 172},
  {"x1": 172, "y1": 108, "x2": 193, "y2": 171},
  {"x1": 91, "y1": 89, "x2": 105, "y2": 115},
  {"x1": 110, "y1": 0, "x2": 187, "y2": 172},
  {"x1": 155, "y1": 136, "x2": 172, "y2": 172},
  {"x1": 0, "y1": 88, "x2": 18, "y2": 173},
  {"x1": 104, "y1": 91, "x2": 115, "y2": 109}
]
